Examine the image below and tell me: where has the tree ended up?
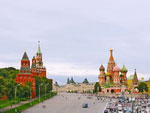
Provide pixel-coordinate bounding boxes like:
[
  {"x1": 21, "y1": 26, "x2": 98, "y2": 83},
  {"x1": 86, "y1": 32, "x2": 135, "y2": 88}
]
[
  {"x1": 93, "y1": 82, "x2": 101, "y2": 93},
  {"x1": 67, "y1": 78, "x2": 70, "y2": 84},
  {"x1": 5, "y1": 78, "x2": 17, "y2": 100},
  {"x1": 18, "y1": 82, "x2": 32, "y2": 98},
  {"x1": 34, "y1": 76, "x2": 52, "y2": 97},
  {"x1": 0, "y1": 76, "x2": 7, "y2": 98},
  {"x1": 137, "y1": 82, "x2": 148, "y2": 93},
  {"x1": 83, "y1": 78, "x2": 89, "y2": 84}
]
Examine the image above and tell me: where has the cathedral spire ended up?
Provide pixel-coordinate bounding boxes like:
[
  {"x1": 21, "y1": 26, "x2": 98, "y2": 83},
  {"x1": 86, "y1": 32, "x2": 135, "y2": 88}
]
[
  {"x1": 107, "y1": 48, "x2": 115, "y2": 72},
  {"x1": 37, "y1": 41, "x2": 41, "y2": 54},
  {"x1": 109, "y1": 48, "x2": 114, "y2": 61}
]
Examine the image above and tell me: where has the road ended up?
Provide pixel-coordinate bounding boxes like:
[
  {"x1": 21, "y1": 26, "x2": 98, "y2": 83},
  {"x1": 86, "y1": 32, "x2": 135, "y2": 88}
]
[{"x1": 23, "y1": 93, "x2": 107, "y2": 113}]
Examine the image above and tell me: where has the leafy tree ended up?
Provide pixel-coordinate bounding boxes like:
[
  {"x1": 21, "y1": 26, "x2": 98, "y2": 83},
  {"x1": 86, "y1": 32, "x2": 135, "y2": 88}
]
[
  {"x1": 67, "y1": 78, "x2": 70, "y2": 84},
  {"x1": 137, "y1": 82, "x2": 148, "y2": 93},
  {"x1": 0, "y1": 76, "x2": 7, "y2": 98},
  {"x1": 34, "y1": 76, "x2": 52, "y2": 97},
  {"x1": 18, "y1": 82, "x2": 32, "y2": 98},
  {"x1": 5, "y1": 78, "x2": 17, "y2": 100},
  {"x1": 93, "y1": 82, "x2": 101, "y2": 93},
  {"x1": 0, "y1": 67, "x2": 19, "y2": 79},
  {"x1": 83, "y1": 78, "x2": 89, "y2": 84}
]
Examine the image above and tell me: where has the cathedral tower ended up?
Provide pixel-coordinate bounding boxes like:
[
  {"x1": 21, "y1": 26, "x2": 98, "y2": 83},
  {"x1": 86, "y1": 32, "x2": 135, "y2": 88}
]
[
  {"x1": 120, "y1": 65, "x2": 128, "y2": 86},
  {"x1": 98, "y1": 65, "x2": 105, "y2": 85},
  {"x1": 113, "y1": 65, "x2": 120, "y2": 84},
  {"x1": 107, "y1": 49, "x2": 115, "y2": 74}
]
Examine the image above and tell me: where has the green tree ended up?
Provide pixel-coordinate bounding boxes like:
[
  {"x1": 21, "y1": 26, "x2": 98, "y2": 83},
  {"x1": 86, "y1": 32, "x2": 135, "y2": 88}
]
[
  {"x1": 67, "y1": 78, "x2": 70, "y2": 84},
  {"x1": 137, "y1": 82, "x2": 148, "y2": 93},
  {"x1": 93, "y1": 82, "x2": 101, "y2": 93},
  {"x1": 34, "y1": 76, "x2": 52, "y2": 97},
  {"x1": 5, "y1": 78, "x2": 17, "y2": 100},
  {"x1": 18, "y1": 82, "x2": 32, "y2": 98},
  {"x1": 0, "y1": 76, "x2": 7, "y2": 98}
]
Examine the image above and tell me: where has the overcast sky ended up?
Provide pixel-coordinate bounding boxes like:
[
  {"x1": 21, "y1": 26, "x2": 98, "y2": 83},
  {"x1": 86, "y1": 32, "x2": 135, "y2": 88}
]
[{"x1": 0, "y1": 0, "x2": 150, "y2": 84}]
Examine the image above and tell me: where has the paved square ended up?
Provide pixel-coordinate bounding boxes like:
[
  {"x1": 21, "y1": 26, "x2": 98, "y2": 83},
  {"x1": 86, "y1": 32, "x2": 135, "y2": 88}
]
[{"x1": 23, "y1": 93, "x2": 107, "y2": 113}]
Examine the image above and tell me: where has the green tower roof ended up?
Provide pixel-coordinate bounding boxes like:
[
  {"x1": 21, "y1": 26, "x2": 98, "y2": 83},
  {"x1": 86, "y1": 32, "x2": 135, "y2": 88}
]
[
  {"x1": 120, "y1": 65, "x2": 128, "y2": 73},
  {"x1": 22, "y1": 51, "x2": 29, "y2": 60},
  {"x1": 37, "y1": 41, "x2": 41, "y2": 54}
]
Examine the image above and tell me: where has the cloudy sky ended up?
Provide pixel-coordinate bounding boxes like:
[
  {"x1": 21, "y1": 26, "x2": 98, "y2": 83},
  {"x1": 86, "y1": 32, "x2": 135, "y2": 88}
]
[{"x1": 0, "y1": 0, "x2": 150, "y2": 84}]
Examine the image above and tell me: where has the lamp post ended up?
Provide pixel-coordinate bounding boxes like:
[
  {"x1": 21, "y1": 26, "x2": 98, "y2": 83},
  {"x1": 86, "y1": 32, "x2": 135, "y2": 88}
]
[
  {"x1": 30, "y1": 87, "x2": 32, "y2": 105},
  {"x1": 15, "y1": 84, "x2": 20, "y2": 112},
  {"x1": 45, "y1": 83, "x2": 49, "y2": 98},
  {"x1": 49, "y1": 83, "x2": 52, "y2": 96},
  {"x1": 39, "y1": 83, "x2": 43, "y2": 101}
]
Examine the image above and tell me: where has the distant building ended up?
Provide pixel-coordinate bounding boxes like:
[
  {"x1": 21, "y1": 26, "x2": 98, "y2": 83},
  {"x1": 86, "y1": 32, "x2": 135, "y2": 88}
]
[
  {"x1": 98, "y1": 49, "x2": 128, "y2": 93},
  {"x1": 15, "y1": 42, "x2": 51, "y2": 98},
  {"x1": 53, "y1": 83, "x2": 95, "y2": 93},
  {"x1": 127, "y1": 69, "x2": 139, "y2": 90},
  {"x1": 144, "y1": 80, "x2": 150, "y2": 95}
]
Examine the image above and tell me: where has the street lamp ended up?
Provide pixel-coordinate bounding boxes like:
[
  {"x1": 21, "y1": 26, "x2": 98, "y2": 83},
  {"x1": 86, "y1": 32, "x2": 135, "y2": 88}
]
[
  {"x1": 45, "y1": 83, "x2": 49, "y2": 98},
  {"x1": 30, "y1": 87, "x2": 32, "y2": 106},
  {"x1": 39, "y1": 83, "x2": 43, "y2": 101},
  {"x1": 15, "y1": 84, "x2": 20, "y2": 112}
]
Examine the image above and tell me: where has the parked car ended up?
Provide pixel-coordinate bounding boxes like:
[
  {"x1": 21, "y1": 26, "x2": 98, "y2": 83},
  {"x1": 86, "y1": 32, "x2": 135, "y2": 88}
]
[
  {"x1": 104, "y1": 109, "x2": 108, "y2": 113},
  {"x1": 82, "y1": 103, "x2": 88, "y2": 108}
]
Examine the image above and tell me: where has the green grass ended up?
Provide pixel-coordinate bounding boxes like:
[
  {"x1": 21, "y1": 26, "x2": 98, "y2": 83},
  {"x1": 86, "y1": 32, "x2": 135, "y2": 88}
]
[
  {"x1": 4, "y1": 92, "x2": 57, "y2": 113},
  {"x1": 0, "y1": 98, "x2": 20, "y2": 109},
  {"x1": 0, "y1": 99, "x2": 10, "y2": 109}
]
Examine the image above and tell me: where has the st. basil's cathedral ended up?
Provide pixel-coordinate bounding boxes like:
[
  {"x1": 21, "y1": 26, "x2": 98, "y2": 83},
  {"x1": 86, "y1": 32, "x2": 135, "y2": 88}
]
[{"x1": 98, "y1": 49, "x2": 128, "y2": 93}]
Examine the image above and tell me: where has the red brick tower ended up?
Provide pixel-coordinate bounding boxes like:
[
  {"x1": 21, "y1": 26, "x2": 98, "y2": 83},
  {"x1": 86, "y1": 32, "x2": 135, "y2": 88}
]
[
  {"x1": 35, "y1": 41, "x2": 46, "y2": 77},
  {"x1": 31, "y1": 56, "x2": 37, "y2": 76},
  {"x1": 15, "y1": 52, "x2": 36, "y2": 98}
]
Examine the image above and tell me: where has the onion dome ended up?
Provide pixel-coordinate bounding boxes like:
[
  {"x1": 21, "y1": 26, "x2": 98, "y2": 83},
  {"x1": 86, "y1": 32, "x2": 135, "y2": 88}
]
[
  {"x1": 113, "y1": 65, "x2": 120, "y2": 72},
  {"x1": 99, "y1": 65, "x2": 105, "y2": 71},
  {"x1": 120, "y1": 65, "x2": 128, "y2": 73},
  {"x1": 106, "y1": 72, "x2": 111, "y2": 76}
]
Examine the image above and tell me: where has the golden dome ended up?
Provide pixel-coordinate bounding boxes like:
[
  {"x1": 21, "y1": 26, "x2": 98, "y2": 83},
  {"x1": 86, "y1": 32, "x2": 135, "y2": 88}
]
[{"x1": 110, "y1": 48, "x2": 113, "y2": 51}]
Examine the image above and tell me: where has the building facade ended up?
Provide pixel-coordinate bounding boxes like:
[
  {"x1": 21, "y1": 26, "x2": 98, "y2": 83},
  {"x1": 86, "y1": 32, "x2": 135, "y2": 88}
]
[
  {"x1": 53, "y1": 83, "x2": 95, "y2": 93},
  {"x1": 127, "y1": 69, "x2": 139, "y2": 91},
  {"x1": 15, "y1": 42, "x2": 47, "y2": 98}
]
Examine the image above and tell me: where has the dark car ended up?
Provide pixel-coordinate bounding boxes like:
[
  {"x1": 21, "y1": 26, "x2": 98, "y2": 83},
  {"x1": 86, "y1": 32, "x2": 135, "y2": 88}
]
[
  {"x1": 104, "y1": 110, "x2": 108, "y2": 113},
  {"x1": 82, "y1": 103, "x2": 88, "y2": 108}
]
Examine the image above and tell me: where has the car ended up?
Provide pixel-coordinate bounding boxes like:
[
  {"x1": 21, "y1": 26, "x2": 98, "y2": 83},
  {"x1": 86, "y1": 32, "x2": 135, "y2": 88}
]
[
  {"x1": 104, "y1": 110, "x2": 108, "y2": 113},
  {"x1": 82, "y1": 103, "x2": 88, "y2": 108},
  {"x1": 118, "y1": 109, "x2": 124, "y2": 113}
]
